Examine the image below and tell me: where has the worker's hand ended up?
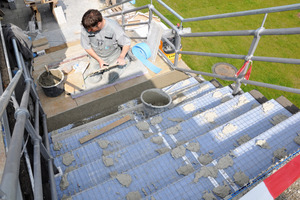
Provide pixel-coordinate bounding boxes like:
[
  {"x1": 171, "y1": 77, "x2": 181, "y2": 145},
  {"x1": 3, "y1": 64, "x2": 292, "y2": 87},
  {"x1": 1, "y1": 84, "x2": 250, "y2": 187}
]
[
  {"x1": 97, "y1": 59, "x2": 108, "y2": 68},
  {"x1": 116, "y1": 57, "x2": 126, "y2": 66}
]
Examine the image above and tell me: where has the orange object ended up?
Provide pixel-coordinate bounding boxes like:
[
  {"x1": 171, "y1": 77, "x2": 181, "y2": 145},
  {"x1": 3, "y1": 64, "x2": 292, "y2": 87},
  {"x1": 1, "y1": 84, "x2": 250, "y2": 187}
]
[{"x1": 159, "y1": 40, "x2": 182, "y2": 64}]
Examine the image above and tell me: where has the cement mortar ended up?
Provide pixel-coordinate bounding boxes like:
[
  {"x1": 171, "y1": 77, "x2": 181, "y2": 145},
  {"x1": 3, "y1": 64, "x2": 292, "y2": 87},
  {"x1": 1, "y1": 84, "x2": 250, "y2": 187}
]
[
  {"x1": 198, "y1": 154, "x2": 213, "y2": 165},
  {"x1": 126, "y1": 191, "x2": 141, "y2": 200},
  {"x1": 237, "y1": 134, "x2": 251, "y2": 146},
  {"x1": 171, "y1": 145, "x2": 186, "y2": 159},
  {"x1": 150, "y1": 116, "x2": 163, "y2": 125},
  {"x1": 256, "y1": 139, "x2": 270, "y2": 149},
  {"x1": 102, "y1": 150, "x2": 112, "y2": 156},
  {"x1": 102, "y1": 156, "x2": 114, "y2": 167},
  {"x1": 116, "y1": 174, "x2": 132, "y2": 187},
  {"x1": 61, "y1": 194, "x2": 72, "y2": 200},
  {"x1": 176, "y1": 164, "x2": 195, "y2": 176},
  {"x1": 39, "y1": 70, "x2": 62, "y2": 86},
  {"x1": 186, "y1": 142, "x2": 200, "y2": 152},
  {"x1": 202, "y1": 191, "x2": 217, "y2": 200},
  {"x1": 233, "y1": 171, "x2": 249, "y2": 187},
  {"x1": 143, "y1": 132, "x2": 155, "y2": 139},
  {"x1": 142, "y1": 90, "x2": 170, "y2": 106},
  {"x1": 233, "y1": 96, "x2": 249, "y2": 109},
  {"x1": 97, "y1": 139, "x2": 110, "y2": 149},
  {"x1": 62, "y1": 153, "x2": 75, "y2": 166},
  {"x1": 65, "y1": 165, "x2": 78, "y2": 173},
  {"x1": 110, "y1": 171, "x2": 118, "y2": 178},
  {"x1": 294, "y1": 135, "x2": 300, "y2": 145},
  {"x1": 168, "y1": 117, "x2": 184, "y2": 123},
  {"x1": 136, "y1": 121, "x2": 150, "y2": 131},
  {"x1": 166, "y1": 124, "x2": 181, "y2": 135},
  {"x1": 204, "y1": 112, "x2": 218, "y2": 123},
  {"x1": 156, "y1": 147, "x2": 170, "y2": 155},
  {"x1": 194, "y1": 166, "x2": 218, "y2": 183},
  {"x1": 273, "y1": 147, "x2": 287, "y2": 160},
  {"x1": 262, "y1": 102, "x2": 274, "y2": 113},
  {"x1": 216, "y1": 155, "x2": 234, "y2": 169},
  {"x1": 217, "y1": 123, "x2": 237, "y2": 139},
  {"x1": 270, "y1": 114, "x2": 288, "y2": 125},
  {"x1": 212, "y1": 182, "x2": 231, "y2": 198},
  {"x1": 60, "y1": 173, "x2": 69, "y2": 190},
  {"x1": 53, "y1": 142, "x2": 63, "y2": 151},
  {"x1": 151, "y1": 136, "x2": 163, "y2": 145},
  {"x1": 183, "y1": 103, "x2": 195, "y2": 112},
  {"x1": 212, "y1": 91, "x2": 222, "y2": 98},
  {"x1": 198, "y1": 84, "x2": 210, "y2": 93}
]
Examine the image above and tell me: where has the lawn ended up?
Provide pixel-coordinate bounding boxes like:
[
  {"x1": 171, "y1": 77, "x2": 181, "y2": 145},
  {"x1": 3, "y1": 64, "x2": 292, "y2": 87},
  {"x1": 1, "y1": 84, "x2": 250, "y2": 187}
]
[{"x1": 134, "y1": 0, "x2": 300, "y2": 107}]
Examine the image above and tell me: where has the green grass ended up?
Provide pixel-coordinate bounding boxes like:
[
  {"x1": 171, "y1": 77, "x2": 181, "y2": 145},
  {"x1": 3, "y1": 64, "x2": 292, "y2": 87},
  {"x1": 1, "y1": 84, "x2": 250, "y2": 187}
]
[{"x1": 135, "y1": 0, "x2": 300, "y2": 107}]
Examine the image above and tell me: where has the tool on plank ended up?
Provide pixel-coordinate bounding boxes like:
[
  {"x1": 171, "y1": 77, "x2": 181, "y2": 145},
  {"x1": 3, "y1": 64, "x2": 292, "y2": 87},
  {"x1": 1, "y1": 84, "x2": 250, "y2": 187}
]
[{"x1": 84, "y1": 61, "x2": 127, "y2": 80}]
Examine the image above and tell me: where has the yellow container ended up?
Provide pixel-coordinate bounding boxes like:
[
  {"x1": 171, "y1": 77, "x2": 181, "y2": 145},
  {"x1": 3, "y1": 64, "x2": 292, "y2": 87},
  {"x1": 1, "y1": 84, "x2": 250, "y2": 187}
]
[{"x1": 159, "y1": 40, "x2": 182, "y2": 64}]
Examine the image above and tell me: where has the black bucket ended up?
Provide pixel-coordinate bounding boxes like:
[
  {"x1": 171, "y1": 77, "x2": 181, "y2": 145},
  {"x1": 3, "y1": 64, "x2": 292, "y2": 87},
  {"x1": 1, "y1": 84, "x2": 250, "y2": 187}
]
[
  {"x1": 37, "y1": 69, "x2": 65, "y2": 97},
  {"x1": 141, "y1": 88, "x2": 172, "y2": 117}
]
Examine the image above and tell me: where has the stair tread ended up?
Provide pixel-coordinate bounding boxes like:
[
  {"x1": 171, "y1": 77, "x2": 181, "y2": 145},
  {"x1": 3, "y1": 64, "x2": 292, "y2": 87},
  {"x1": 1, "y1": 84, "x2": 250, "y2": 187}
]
[
  {"x1": 148, "y1": 112, "x2": 300, "y2": 200},
  {"x1": 50, "y1": 80, "x2": 216, "y2": 157},
  {"x1": 54, "y1": 92, "x2": 261, "y2": 198}
]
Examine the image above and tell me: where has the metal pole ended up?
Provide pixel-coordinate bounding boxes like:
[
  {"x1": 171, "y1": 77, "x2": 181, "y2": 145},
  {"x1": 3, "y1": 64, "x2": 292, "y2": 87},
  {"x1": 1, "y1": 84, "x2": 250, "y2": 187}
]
[
  {"x1": 174, "y1": 67, "x2": 237, "y2": 81},
  {"x1": 0, "y1": 70, "x2": 22, "y2": 118},
  {"x1": 174, "y1": 32, "x2": 181, "y2": 67},
  {"x1": 0, "y1": 21, "x2": 13, "y2": 81},
  {"x1": 33, "y1": 100, "x2": 43, "y2": 200},
  {"x1": 155, "y1": 0, "x2": 184, "y2": 21},
  {"x1": 233, "y1": 14, "x2": 268, "y2": 94},
  {"x1": 182, "y1": 4, "x2": 300, "y2": 22},
  {"x1": 42, "y1": 114, "x2": 57, "y2": 200},
  {"x1": 0, "y1": 83, "x2": 31, "y2": 200}
]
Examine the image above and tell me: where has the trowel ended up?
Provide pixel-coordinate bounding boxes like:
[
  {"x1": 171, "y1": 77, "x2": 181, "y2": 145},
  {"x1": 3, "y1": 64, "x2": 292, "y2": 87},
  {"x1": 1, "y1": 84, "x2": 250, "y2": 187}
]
[{"x1": 84, "y1": 61, "x2": 127, "y2": 79}]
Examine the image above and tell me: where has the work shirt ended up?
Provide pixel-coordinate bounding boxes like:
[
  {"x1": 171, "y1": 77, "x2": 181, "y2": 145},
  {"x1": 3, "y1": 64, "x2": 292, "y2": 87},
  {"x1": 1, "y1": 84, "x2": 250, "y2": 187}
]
[{"x1": 81, "y1": 18, "x2": 131, "y2": 63}]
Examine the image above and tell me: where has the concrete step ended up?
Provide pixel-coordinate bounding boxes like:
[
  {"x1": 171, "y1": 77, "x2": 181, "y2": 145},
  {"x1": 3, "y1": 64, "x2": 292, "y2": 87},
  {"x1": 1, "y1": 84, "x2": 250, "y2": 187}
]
[
  {"x1": 147, "y1": 112, "x2": 300, "y2": 200},
  {"x1": 54, "y1": 91, "x2": 259, "y2": 198}
]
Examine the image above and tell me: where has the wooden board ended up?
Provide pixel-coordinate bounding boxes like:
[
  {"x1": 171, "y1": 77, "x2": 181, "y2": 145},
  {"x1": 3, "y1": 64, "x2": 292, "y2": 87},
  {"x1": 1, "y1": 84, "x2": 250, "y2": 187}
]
[
  {"x1": 32, "y1": 38, "x2": 49, "y2": 52},
  {"x1": 79, "y1": 115, "x2": 132, "y2": 144},
  {"x1": 64, "y1": 71, "x2": 85, "y2": 95}
]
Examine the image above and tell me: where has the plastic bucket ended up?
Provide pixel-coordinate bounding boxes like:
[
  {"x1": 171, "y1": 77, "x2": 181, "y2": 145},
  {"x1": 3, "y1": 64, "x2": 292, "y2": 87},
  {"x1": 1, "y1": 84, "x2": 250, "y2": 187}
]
[
  {"x1": 141, "y1": 88, "x2": 172, "y2": 117},
  {"x1": 37, "y1": 69, "x2": 64, "y2": 97}
]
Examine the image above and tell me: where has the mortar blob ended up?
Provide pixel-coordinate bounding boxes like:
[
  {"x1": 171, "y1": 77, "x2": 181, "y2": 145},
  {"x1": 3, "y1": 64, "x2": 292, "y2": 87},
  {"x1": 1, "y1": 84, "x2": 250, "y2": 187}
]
[
  {"x1": 141, "y1": 88, "x2": 172, "y2": 117},
  {"x1": 37, "y1": 69, "x2": 64, "y2": 97}
]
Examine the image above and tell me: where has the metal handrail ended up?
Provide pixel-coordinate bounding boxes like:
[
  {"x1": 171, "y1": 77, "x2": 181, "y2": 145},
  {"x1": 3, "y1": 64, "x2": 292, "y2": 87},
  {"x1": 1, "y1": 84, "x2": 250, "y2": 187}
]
[
  {"x1": 103, "y1": 1, "x2": 299, "y2": 95},
  {"x1": 0, "y1": 37, "x2": 57, "y2": 199}
]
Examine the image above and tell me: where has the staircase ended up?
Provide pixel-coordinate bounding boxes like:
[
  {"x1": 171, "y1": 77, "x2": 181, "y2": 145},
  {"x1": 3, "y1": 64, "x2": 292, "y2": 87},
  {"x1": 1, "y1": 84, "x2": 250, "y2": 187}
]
[{"x1": 48, "y1": 77, "x2": 300, "y2": 200}]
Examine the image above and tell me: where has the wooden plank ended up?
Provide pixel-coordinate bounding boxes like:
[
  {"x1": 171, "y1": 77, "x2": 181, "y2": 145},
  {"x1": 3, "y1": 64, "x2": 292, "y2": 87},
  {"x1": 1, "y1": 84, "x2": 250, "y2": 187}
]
[
  {"x1": 64, "y1": 71, "x2": 85, "y2": 95},
  {"x1": 79, "y1": 115, "x2": 131, "y2": 144},
  {"x1": 33, "y1": 37, "x2": 48, "y2": 47}
]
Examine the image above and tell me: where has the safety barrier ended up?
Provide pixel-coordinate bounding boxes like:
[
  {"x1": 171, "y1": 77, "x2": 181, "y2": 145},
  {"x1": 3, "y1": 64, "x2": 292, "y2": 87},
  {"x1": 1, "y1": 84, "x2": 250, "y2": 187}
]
[
  {"x1": 0, "y1": 22, "x2": 57, "y2": 199},
  {"x1": 102, "y1": 1, "x2": 300, "y2": 95}
]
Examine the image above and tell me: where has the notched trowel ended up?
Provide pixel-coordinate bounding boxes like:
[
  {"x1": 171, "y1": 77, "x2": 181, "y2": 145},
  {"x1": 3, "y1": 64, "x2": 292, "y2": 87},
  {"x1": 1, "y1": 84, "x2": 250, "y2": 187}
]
[{"x1": 84, "y1": 61, "x2": 127, "y2": 80}]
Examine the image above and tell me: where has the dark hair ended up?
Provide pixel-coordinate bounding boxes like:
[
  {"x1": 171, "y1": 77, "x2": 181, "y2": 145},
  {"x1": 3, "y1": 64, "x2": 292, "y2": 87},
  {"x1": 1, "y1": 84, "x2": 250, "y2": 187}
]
[{"x1": 81, "y1": 9, "x2": 103, "y2": 29}]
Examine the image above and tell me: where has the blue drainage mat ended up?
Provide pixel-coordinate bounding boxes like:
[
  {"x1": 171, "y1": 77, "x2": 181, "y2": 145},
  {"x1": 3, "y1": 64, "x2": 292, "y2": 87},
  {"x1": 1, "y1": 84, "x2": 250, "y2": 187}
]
[
  {"x1": 182, "y1": 99, "x2": 292, "y2": 160},
  {"x1": 149, "y1": 86, "x2": 232, "y2": 134}
]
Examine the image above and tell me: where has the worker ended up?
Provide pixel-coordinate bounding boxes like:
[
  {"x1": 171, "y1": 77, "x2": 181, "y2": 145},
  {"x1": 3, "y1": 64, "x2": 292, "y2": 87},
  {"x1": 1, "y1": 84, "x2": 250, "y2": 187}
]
[
  {"x1": 106, "y1": 0, "x2": 116, "y2": 7},
  {"x1": 81, "y1": 9, "x2": 131, "y2": 84}
]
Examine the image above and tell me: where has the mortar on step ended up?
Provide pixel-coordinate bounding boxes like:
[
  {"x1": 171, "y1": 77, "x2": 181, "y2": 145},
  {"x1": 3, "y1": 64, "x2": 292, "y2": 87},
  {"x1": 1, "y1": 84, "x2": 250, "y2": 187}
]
[{"x1": 141, "y1": 88, "x2": 172, "y2": 118}]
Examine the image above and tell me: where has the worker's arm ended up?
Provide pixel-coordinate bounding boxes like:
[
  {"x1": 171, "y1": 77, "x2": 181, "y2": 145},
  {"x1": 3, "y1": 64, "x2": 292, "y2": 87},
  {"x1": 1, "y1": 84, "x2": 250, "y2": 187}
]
[
  {"x1": 85, "y1": 48, "x2": 108, "y2": 68},
  {"x1": 116, "y1": 45, "x2": 130, "y2": 65}
]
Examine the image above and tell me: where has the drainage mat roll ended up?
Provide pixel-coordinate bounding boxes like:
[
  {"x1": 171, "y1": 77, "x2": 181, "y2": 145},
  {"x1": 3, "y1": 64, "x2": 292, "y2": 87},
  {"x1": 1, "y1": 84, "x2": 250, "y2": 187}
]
[{"x1": 132, "y1": 43, "x2": 162, "y2": 74}]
